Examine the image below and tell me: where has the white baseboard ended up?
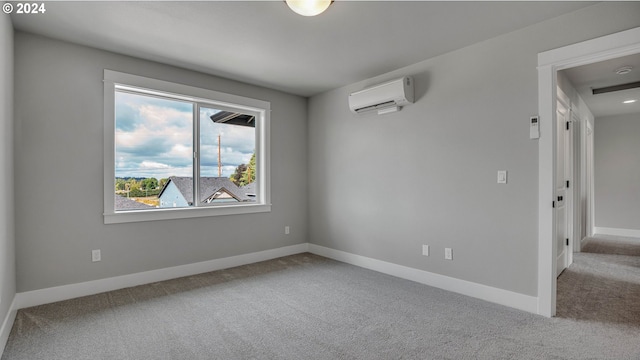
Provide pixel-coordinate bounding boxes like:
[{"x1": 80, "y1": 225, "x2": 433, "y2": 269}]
[
  {"x1": 580, "y1": 236, "x2": 590, "y2": 248},
  {"x1": 14, "y1": 243, "x2": 309, "y2": 310},
  {"x1": 308, "y1": 244, "x2": 538, "y2": 315},
  {"x1": 594, "y1": 227, "x2": 640, "y2": 239},
  {"x1": 11, "y1": 241, "x2": 538, "y2": 320},
  {"x1": 0, "y1": 297, "x2": 17, "y2": 359}
]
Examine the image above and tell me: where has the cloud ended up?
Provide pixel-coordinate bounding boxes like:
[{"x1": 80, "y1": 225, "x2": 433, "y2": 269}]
[
  {"x1": 116, "y1": 92, "x2": 192, "y2": 131},
  {"x1": 139, "y1": 161, "x2": 171, "y2": 169},
  {"x1": 115, "y1": 92, "x2": 255, "y2": 179},
  {"x1": 115, "y1": 92, "x2": 193, "y2": 178},
  {"x1": 115, "y1": 101, "x2": 139, "y2": 132}
]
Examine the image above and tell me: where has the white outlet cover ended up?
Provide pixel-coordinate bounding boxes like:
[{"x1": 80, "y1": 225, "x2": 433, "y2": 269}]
[
  {"x1": 445, "y1": 248, "x2": 453, "y2": 260},
  {"x1": 92, "y1": 249, "x2": 101, "y2": 262},
  {"x1": 497, "y1": 170, "x2": 507, "y2": 184},
  {"x1": 422, "y1": 245, "x2": 429, "y2": 256}
]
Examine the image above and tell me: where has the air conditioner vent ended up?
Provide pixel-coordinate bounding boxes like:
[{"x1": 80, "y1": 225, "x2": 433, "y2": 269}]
[{"x1": 348, "y1": 77, "x2": 414, "y2": 115}]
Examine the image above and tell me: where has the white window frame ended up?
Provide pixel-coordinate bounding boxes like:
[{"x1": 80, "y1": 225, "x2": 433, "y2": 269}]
[{"x1": 103, "y1": 70, "x2": 271, "y2": 224}]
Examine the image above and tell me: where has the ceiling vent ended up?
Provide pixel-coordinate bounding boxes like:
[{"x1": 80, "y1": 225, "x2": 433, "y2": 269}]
[
  {"x1": 592, "y1": 81, "x2": 640, "y2": 95},
  {"x1": 614, "y1": 66, "x2": 633, "y2": 75}
]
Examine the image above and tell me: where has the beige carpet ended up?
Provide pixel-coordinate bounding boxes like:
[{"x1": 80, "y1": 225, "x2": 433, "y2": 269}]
[
  {"x1": 556, "y1": 235, "x2": 640, "y2": 327},
  {"x1": 2, "y1": 244, "x2": 640, "y2": 359}
]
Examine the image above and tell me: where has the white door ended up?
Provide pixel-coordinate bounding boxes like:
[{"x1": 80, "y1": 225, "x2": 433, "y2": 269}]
[{"x1": 556, "y1": 99, "x2": 571, "y2": 276}]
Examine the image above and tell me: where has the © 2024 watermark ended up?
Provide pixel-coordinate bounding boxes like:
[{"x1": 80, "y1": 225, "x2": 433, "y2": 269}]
[{"x1": 3, "y1": 2, "x2": 46, "y2": 14}]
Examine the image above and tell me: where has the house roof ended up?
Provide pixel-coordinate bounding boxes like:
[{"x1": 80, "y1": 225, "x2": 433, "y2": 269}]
[
  {"x1": 241, "y1": 182, "x2": 256, "y2": 198},
  {"x1": 209, "y1": 112, "x2": 255, "y2": 128},
  {"x1": 158, "y1": 176, "x2": 252, "y2": 205},
  {"x1": 115, "y1": 195, "x2": 155, "y2": 210},
  {"x1": 200, "y1": 177, "x2": 245, "y2": 203}
]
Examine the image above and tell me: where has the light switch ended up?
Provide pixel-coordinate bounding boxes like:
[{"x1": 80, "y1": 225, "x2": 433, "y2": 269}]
[{"x1": 497, "y1": 170, "x2": 507, "y2": 184}]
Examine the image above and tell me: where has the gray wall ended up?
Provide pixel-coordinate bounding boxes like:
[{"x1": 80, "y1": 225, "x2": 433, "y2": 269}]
[
  {"x1": 10, "y1": 2, "x2": 640, "y2": 300},
  {"x1": 594, "y1": 113, "x2": 640, "y2": 231},
  {"x1": 0, "y1": 13, "x2": 15, "y2": 323},
  {"x1": 14, "y1": 33, "x2": 308, "y2": 292},
  {"x1": 308, "y1": 2, "x2": 640, "y2": 297}
]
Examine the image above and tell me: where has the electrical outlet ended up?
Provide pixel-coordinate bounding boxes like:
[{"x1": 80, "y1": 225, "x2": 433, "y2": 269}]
[
  {"x1": 285, "y1": 226, "x2": 290, "y2": 235},
  {"x1": 92, "y1": 249, "x2": 101, "y2": 262},
  {"x1": 422, "y1": 245, "x2": 429, "y2": 256},
  {"x1": 444, "y1": 248, "x2": 453, "y2": 260}
]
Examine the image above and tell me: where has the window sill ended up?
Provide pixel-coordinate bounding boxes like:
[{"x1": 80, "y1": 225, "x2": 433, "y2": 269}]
[{"x1": 104, "y1": 203, "x2": 271, "y2": 224}]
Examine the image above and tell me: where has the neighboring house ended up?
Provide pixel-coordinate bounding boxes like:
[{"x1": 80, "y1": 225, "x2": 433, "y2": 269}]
[
  {"x1": 200, "y1": 177, "x2": 245, "y2": 204},
  {"x1": 158, "y1": 177, "x2": 193, "y2": 208},
  {"x1": 115, "y1": 195, "x2": 155, "y2": 211},
  {"x1": 241, "y1": 182, "x2": 256, "y2": 201},
  {"x1": 158, "y1": 176, "x2": 251, "y2": 208}
]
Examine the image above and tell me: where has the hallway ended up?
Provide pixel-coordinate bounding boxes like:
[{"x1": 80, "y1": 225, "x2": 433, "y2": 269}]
[{"x1": 556, "y1": 235, "x2": 640, "y2": 326}]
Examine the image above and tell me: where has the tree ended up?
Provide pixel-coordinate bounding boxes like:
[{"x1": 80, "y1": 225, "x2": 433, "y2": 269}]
[
  {"x1": 115, "y1": 178, "x2": 126, "y2": 191},
  {"x1": 240, "y1": 152, "x2": 256, "y2": 186},
  {"x1": 230, "y1": 164, "x2": 247, "y2": 186},
  {"x1": 129, "y1": 181, "x2": 141, "y2": 193},
  {"x1": 141, "y1": 177, "x2": 158, "y2": 190}
]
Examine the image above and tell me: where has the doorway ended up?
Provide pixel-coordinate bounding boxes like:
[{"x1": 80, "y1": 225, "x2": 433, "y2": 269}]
[{"x1": 536, "y1": 27, "x2": 640, "y2": 317}]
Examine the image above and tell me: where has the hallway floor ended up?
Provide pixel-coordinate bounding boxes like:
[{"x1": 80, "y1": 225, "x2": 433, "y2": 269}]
[{"x1": 556, "y1": 235, "x2": 640, "y2": 327}]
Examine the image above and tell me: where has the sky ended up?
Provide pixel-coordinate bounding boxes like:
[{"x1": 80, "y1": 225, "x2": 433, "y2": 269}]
[{"x1": 115, "y1": 91, "x2": 255, "y2": 179}]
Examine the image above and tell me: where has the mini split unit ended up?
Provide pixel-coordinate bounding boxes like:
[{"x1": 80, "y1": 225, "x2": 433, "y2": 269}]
[{"x1": 348, "y1": 76, "x2": 414, "y2": 115}]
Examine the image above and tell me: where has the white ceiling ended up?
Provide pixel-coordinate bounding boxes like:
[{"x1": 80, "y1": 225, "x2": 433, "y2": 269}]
[
  {"x1": 562, "y1": 53, "x2": 640, "y2": 118},
  {"x1": 10, "y1": 1, "x2": 596, "y2": 97}
]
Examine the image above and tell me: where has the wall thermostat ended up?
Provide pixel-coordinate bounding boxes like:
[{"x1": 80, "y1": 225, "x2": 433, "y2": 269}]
[{"x1": 530, "y1": 116, "x2": 540, "y2": 139}]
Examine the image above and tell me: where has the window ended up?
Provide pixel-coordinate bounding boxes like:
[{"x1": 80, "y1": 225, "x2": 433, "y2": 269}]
[{"x1": 104, "y1": 70, "x2": 270, "y2": 224}]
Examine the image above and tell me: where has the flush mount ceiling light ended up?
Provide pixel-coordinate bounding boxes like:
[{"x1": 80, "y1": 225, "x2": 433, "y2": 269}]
[
  {"x1": 623, "y1": 99, "x2": 637, "y2": 104},
  {"x1": 615, "y1": 66, "x2": 633, "y2": 75},
  {"x1": 285, "y1": 0, "x2": 332, "y2": 16}
]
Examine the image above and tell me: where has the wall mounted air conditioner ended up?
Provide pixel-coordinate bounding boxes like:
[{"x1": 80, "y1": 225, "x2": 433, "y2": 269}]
[{"x1": 348, "y1": 76, "x2": 414, "y2": 115}]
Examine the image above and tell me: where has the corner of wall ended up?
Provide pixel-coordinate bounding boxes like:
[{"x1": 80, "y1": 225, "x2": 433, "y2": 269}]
[
  {"x1": 0, "y1": 11, "x2": 16, "y2": 358},
  {"x1": 0, "y1": 298, "x2": 17, "y2": 358}
]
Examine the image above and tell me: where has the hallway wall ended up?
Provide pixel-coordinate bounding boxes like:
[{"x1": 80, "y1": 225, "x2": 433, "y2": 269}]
[{"x1": 594, "y1": 113, "x2": 640, "y2": 234}]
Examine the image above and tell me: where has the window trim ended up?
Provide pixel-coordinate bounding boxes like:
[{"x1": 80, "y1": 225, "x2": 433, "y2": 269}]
[{"x1": 103, "y1": 70, "x2": 271, "y2": 224}]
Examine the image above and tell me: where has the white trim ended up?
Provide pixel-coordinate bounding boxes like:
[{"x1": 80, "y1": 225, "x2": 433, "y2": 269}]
[
  {"x1": 537, "y1": 62, "x2": 556, "y2": 317},
  {"x1": 14, "y1": 243, "x2": 309, "y2": 309},
  {"x1": 104, "y1": 70, "x2": 271, "y2": 111},
  {"x1": 538, "y1": 28, "x2": 640, "y2": 69},
  {"x1": 308, "y1": 244, "x2": 538, "y2": 314},
  {"x1": 537, "y1": 27, "x2": 640, "y2": 318},
  {"x1": 594, "y1": 227, "x2": 640, "y2": 239},
  {"x1": 0, "y1": 297, "x2": 17, "y2": 359},
  {"x1": 586, "y1": 120, "x2": 595, "y2": 238},
  {"x1": 104, "y1": 204, "x2": 272, "y2": 224}
]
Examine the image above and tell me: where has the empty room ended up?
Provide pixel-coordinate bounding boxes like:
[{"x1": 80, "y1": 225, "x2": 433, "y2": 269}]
[{"x1": 1, "y1": 1, "x2": 640, "y2": 359}]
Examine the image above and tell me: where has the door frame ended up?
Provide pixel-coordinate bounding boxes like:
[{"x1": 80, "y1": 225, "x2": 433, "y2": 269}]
[
  {"x1": 585, "y1": 120, "x2": 594, "y2": 240},
  {"x1": 573, "y1": 109, "x2": 585, "y2": 252},
  {"x1": 537, "y1": 26, "x2": 640, "y2": 317},
  {"x1": 578, "y1": 116, "x2": 595, "y2": 250}
]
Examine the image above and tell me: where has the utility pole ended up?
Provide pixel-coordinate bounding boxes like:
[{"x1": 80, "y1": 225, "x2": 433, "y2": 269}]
[{"x1": 218, "y1": 134, "x2": 222, "y2": 177}]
